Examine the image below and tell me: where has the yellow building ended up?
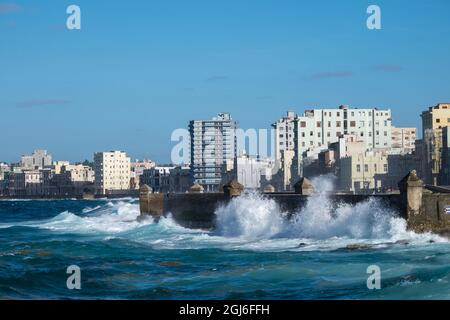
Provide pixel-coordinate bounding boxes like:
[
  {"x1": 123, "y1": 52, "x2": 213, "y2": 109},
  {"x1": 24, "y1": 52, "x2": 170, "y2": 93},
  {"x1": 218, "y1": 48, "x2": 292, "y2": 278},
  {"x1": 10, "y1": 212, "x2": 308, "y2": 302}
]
[
  {"x1": 421, "y1": 103, "x2": 450, "y2": 185},
  {"x1": 339, "y1": 152, "x2": 388, "y2": 193}
]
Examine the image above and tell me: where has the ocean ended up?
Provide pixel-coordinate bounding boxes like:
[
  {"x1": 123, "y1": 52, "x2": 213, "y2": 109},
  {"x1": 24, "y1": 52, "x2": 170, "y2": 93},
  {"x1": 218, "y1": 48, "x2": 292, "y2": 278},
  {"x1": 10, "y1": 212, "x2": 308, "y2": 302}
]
[{"x1": 1, "y1": 177, "x2": 450, "y2": 299}]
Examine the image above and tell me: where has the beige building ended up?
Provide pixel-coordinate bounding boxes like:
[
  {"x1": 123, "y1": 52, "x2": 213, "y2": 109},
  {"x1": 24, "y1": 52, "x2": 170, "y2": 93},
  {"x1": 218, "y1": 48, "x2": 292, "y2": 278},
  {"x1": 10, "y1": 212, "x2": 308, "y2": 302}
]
[
  {"x1": 94, "y1": 151, "x2": 131, "y2": 194},
  {"x1": 62, "y1": 164, "x2": 95, "y2": 183},
  {"x1": 53, "y1": 161, "x2": 70, "y2": 174},
  {"x1": 421, "y1": 103, "x2": 450, "y2": 184},
  {"x1": 391, "y1": 127, "x2": 416, "y2": 153},
  {"x1": 339, "y1": 151, "x2": 388, "y2": 193}
]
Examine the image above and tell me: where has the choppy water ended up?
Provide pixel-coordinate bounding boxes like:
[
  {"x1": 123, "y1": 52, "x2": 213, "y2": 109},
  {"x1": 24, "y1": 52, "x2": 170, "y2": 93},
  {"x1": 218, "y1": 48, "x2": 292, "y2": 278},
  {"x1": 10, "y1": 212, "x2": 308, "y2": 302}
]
[{"x1": 1, "y1": 177, "x2": 450, "y2": 299}]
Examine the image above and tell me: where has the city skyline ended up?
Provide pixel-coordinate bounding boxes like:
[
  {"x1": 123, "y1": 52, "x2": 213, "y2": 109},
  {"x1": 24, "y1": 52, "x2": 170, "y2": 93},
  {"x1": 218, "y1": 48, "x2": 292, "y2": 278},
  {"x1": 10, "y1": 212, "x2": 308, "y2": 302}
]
[{"x1": 1, "y1": 0, "x2": 450, "y2": 163}]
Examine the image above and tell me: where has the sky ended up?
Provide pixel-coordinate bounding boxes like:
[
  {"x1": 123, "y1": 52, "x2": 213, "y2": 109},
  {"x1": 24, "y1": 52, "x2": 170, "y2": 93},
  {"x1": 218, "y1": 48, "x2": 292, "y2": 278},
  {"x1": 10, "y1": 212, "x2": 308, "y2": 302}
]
[{"x1": 1, "y1": 0, "x2": 450, "y2": 163}]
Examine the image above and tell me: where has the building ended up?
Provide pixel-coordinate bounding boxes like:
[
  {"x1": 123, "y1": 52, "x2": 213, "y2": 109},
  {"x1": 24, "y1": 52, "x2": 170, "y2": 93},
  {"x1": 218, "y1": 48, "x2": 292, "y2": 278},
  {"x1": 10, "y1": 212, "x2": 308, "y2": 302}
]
[
  {"x1": 189, "y1": 112, "x2": 237, "y2": 192},
  {"x1": 21, "y1": 149, "x2": 52, "y2": 170},
  {"x1": 374, "y1": 153, "x2": 421, "y2": 192},
  {"x1": 223, "y1": 154, "x2": 274, "y2": 189},
  {"x1": 167, "y1": 166, "x2": 191, "y2": 193},
  {"x1": 0, "y1": 163, "x2": 10, "y2": 181},
  {"x1": 141, "y1": 166, "x2": 174, "y2": 193},
  {"x1": 391, "y1": 127, "x2": 416, "y2": 153},
  {"x1": 53, "y1": 161, "x2": 70, "y2": 174},
  {"x1": 441, "y1": 127, "x2": 450, "y2": 185},
  {"x1": 94, "y1": 151, "x2": 131, "y2": 195},
  {"x1": 292, "y1": 105, "x2": 392, "y2": 179},
  {"x1": 421, "y1": 103, "x2": 450, "y2": 185},
  {"x1": 272, "y1": 111, "x2": 296, "y2": 162},
  {"x1": 332, "y1": 134, "x2": 366, "y2": 159},
  {"x1": 339, "y1": 151, "x2": 388, "y2": 193}
]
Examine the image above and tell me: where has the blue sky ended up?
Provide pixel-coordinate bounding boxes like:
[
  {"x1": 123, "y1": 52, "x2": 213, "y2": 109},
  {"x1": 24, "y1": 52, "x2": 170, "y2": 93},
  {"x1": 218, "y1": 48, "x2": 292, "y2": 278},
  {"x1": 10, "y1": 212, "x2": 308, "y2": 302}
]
[{"x1": 1, "y1": 0, "x2": 449, "y2": 163}]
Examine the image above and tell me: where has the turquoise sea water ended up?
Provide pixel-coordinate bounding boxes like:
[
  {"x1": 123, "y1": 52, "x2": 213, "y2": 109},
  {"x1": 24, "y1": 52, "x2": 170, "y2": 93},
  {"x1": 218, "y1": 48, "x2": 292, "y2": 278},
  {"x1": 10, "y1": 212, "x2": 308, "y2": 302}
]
[{"x1": 1, "y1": 187, "x2": 450, "y2": 299}]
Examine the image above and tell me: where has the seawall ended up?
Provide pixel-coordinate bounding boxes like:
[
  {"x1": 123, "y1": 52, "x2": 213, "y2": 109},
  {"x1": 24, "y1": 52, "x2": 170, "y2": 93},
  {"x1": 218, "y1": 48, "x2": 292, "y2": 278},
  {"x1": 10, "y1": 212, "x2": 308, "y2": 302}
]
[{"x1": 139, "y1": 172, "x2": 450, "y2": 235}]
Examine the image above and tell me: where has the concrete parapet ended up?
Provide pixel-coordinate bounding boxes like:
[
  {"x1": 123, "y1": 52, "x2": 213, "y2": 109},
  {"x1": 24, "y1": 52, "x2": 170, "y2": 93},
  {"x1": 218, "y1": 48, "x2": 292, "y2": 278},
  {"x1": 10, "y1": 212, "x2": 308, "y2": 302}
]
[
  {"x1": 190, "y1": 184, "x2": 204, "y2": 193},
  {"x1": 223, "y1": 180, "x2": 244, "y2": 197},
  {"x1": 294, "y1": 178, "x2": 314, "y2": 195}
]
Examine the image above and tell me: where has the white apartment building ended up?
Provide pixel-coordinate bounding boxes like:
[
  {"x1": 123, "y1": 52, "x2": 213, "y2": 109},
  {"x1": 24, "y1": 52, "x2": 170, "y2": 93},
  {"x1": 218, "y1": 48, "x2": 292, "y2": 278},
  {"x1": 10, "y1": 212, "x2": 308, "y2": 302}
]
[
  {"x1": 0, "y1": 163, "x2": 10, "y2": 180},
  {"x1": 272, "y1": 111, "x2": 296, "y2": 161},
  {"x1": 292, "y1": 105, "x2": 392, "y2": 178},
  {"x1": 391, "y1": 127, "x2": 416, "y2": 153},
  {"x1": 94, "y1": 151, "x2": 131, "y2": 195},
  {"x1": 189, "y1": 113, "x2": 237, "y2": 192},
  {"x1": 224, "y1": 154, "x2": 274, "y2": 189},
  {"x1": 21, "y1": 149, "x2": 52, "y2": 170}
]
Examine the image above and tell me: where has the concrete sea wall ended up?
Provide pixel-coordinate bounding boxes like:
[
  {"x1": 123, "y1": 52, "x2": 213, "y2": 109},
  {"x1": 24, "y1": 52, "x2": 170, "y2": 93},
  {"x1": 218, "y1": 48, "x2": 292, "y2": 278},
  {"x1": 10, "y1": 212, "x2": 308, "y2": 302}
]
[{"x1": 139, "y1": 172, "x2": 450, "y2": 235}]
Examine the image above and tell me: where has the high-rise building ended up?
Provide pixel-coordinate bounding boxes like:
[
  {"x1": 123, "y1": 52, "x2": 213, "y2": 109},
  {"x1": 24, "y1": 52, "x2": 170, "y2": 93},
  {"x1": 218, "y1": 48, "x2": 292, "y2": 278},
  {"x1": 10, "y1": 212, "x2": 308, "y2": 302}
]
[
  {"x1": 292, "y1": 105, "x2": 392, "y2": 179},
  {"x1": 272, "y1": 111, "x2": 296, "y2": 161},
  {"x1": 421, "y1": 103, "x2": 450, "y2": 185},
  {"x1": 94, "y1": 151, "x2": 131, "y2": 194},
  {"x1": 189, "y1": 113, "x2": 237, "y2": 192},
  {"x1": 21, "y1": 149, "x2": 52, "y2": 170}
]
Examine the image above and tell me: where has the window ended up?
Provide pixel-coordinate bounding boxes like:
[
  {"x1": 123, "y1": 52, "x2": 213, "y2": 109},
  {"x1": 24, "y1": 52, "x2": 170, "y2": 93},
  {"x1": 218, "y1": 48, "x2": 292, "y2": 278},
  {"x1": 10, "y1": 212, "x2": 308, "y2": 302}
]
[
  {"x1": 310, "y1": 131, "x2": 313, "y2": 136},
  {"x1": 300, "y1": 121, "x2": 306, "y2": 127},
  {"x1": 357, "y1": 164, "x2": 361, "y2": 173},
  {"x1": 384, "y1": 164, "x2": 388, "y2": 172},
  {"x1": 350, "y1": 121, "x2": 356, "y2": 127},
  {"x1": 317, "y1": 121, "x2": 321, "y2": 128},
  {"x1": 364, "y1": 164, "x2": 368, "y2": 172},
  {"x1": 437, "y1": 119, "x2": 441, "y2": 123},
  {"x1": 328, "y1": 121, "x2": 331, "y2": 127},
  {"x1": 336, "y1": 121, "x2": 341, "y2": 127}
]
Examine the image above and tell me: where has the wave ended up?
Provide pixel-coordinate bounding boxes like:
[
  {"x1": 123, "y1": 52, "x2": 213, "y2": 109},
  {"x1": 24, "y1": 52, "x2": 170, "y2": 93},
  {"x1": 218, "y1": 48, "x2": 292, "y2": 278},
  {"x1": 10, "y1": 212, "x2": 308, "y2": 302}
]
[{"x1": 1, "y1": 176, "x2": 447, "y2": 251}]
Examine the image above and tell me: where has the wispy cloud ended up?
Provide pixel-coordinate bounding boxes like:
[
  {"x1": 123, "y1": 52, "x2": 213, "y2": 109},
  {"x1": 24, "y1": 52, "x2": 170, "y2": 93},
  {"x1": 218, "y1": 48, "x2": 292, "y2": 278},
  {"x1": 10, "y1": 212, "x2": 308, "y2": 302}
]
[
  {"x1": 16, "y1": 99, "x2": 71, "y2": 108},
  {"x1": 372, "y1": 64, "x2": 403, "y2": 72},
  {"x1": 310, "y1": 71, "x2": 353, "y2": 80},
  {"x1": 205, "y1": 75, "x2": 229, "y2": 82},
  {"x1": 0, "y1": 3, "x2": 21, "y2": 14}
]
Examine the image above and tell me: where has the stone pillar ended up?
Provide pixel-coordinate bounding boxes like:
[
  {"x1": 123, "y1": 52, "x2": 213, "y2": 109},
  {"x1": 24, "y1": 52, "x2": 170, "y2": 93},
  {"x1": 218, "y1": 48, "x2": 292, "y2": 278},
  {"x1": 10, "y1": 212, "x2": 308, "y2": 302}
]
[
  {"x1": 294, "y1": 178, "x2": 314, "y2": 195},
  {"x1": 139, "y1": 184, "x2": 153, "y2": 214},
  {"x1": 398, "y1": 170, "x2": 424, "y2": 220},
  {"x1": 263, "y1": 184, "x2": 275, "y2": 193},
  {"x1": 223, "y1": 180, "x2": 244, "y2": 198},
  {"x1": 139, "y1": 184, "x2": 163, "y2": 219},
  {"x1": 190, "y1": 184, "x2": 204, "y2": 193}
]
